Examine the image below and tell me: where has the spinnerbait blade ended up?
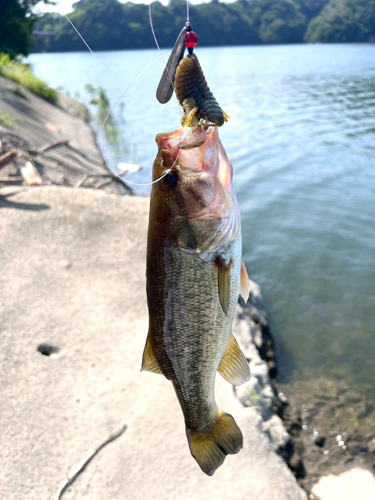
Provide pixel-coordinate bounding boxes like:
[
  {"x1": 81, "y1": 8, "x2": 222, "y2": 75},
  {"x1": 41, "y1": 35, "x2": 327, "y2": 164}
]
[{"x1": 156, "y1": 24, "x2": 188, "y2": 104}]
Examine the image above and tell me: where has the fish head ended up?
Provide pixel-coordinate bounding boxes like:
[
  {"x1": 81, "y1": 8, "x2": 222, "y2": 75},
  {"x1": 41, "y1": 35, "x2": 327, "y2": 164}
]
[{"x1": 150, "y1": 126, "x2": 240, "y2": 253}]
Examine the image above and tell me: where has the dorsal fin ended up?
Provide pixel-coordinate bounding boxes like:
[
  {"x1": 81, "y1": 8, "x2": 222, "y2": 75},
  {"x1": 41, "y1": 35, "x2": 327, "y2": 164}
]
[{"x1": 218, "y1": 333, "x2": 250, "y2": 386}]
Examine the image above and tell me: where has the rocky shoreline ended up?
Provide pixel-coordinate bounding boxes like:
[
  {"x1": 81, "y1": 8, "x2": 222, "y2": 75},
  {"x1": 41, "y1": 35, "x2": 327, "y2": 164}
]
[
  {"x1": 237, "y1": 279, "x2": 375, "y2": 498},
  {"x1": 233, "y1": 284, "x2": 307, "y2": 481},
  {"x1": 280, "y1": 376, "x2": 375, "y2": 494}
]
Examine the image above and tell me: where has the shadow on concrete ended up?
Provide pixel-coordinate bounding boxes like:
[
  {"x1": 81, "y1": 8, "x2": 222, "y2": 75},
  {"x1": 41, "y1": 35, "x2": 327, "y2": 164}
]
[{"x1": 0, "y1": 192, "x2": 50, "y2": 211}]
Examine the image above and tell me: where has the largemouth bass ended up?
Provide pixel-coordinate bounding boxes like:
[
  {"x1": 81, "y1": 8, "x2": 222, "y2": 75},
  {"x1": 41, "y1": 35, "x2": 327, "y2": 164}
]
[{"x1": 142, "y1": 125, "x2": 251, "y2": 476}]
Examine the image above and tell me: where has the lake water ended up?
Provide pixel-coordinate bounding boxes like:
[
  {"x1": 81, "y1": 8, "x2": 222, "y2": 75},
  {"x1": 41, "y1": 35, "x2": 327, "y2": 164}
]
[{"x1": 28, "y1": 44, "x2": 375, "y2": 403}]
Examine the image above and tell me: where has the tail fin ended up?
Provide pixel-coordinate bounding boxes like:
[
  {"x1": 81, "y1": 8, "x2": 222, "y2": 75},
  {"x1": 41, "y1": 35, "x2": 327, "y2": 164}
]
[{"x1": 186, "y1": 410, "x2": 243, "y2": 476}]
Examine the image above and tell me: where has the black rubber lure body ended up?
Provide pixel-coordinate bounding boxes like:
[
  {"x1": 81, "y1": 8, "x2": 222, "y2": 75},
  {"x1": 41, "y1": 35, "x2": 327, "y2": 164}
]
[{"x1": 174, "y1": 54, "x2": 227, "y2": 127}]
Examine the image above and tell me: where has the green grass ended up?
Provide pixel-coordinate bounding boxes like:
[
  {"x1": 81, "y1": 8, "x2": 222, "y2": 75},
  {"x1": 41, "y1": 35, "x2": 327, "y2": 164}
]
[
  {"x1": 85, "y1": 83, "x2": 137, "y2": 161},
  {"x1": 0, "y1": 110, "x2": 15, "y2": 128},
  {"x1": 12, "y1": 84, "x2": 27, "y2": 99},
  {"x1": 0, "y1": 53, "x2": 58, "y2": 104}
]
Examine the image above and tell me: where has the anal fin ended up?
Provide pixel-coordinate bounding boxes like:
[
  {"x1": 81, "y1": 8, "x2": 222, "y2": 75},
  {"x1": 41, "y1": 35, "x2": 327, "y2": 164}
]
[
  {"x1": 217, "y1": 257, "x2": 231, "y2": 316},
  {"x1": 240, "y1": 259, "x2": 251, "y2": 302},
  {"x1": 141, "y1": 329, "x2": 163, "y2": 375},
  {"x1": 218, "y1": 333, "x2": 250, "y2": 386}
]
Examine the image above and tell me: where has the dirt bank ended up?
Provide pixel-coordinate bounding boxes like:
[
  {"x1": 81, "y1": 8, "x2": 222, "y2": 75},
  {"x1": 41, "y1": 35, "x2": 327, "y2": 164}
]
[{"x1": 0, "y1": 75, "x2": 130, "y2": 193}]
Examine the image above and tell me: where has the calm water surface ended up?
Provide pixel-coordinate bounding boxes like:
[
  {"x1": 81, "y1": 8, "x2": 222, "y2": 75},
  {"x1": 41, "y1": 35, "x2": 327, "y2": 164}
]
[{"x1": 28, "y1": 45, "x2": 375, "y2": 401}]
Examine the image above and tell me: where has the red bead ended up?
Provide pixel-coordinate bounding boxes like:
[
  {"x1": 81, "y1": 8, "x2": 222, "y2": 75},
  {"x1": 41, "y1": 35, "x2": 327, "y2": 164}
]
[{"x1": 184, "y1": 31, "x2": 198, "y2": 48}]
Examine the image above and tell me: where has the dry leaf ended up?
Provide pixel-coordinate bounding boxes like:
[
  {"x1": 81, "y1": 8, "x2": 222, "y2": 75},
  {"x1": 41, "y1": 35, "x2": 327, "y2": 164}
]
[
  {"x1": 21, "y1": 161, "x2": 42, "y2": 186},
  {"x1": 45, "y1": 122, "x2": 58, "y2": 133}
]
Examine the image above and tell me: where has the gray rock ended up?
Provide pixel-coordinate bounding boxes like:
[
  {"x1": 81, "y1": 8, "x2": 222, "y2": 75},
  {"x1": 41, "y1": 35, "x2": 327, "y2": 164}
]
[{"x1": 262, "y1": 415, "x2": 291, "y2": 453}]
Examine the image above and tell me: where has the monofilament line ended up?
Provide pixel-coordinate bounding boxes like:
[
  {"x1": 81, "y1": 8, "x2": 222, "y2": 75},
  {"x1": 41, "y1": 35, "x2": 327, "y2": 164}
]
[
  {"x1": 102, "y1": 54, "x2": 165, "y2": 129},
  {"x1": 65, "y1": 15, "x2": 97, "y2": 59},
  {"x1": 102, "y1": 127, "x2": 192, "y2": 187},
  {"x1": 64, "y1": 5, "x2": 190, "y2": 187},
  {"x1": 148, "y1": 0, "x2": 174, "y2": 91},
  {"x1": 186, "y1": 0, "x2": 190, "y2": 23},
  {"x1": 149, "y1": 0, "x2": 162, "y2": 56},
  {"x1": 99, "y1": 53, "x2": 191, "y2": 187}
]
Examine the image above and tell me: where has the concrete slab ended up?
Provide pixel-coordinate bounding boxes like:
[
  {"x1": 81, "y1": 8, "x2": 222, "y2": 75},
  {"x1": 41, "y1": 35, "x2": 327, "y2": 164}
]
[
  {"x1": 0, "y1": 186, "x2": 307, "y2": 500},
  {"x1": 312, "y1": 467, "x2": 375, "y2": 500}
]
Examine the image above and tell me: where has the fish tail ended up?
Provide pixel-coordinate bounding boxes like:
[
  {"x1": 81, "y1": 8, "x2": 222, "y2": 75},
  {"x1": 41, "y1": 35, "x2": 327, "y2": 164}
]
[{"x1": 186, "y1": 409, "x2": 243, "y2": 476}]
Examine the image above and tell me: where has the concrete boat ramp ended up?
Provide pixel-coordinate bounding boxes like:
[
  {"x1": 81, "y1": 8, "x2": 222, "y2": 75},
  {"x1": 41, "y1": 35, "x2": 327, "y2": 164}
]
[{"x1": 0, "y1": 186, "x2": 307, "y2": 500}]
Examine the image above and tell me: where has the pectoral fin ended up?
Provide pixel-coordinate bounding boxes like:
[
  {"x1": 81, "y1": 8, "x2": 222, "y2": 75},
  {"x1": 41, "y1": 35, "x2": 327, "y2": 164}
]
[
  {"x1": 240, "y1": 259, "x2": 251, "y2": 302},
  {"x1": 217, "y1": 258, "x2": 231, "y2": 316},
  {"x1": 218, "y1": 333, "x2": 250, "y2": 386},
  {"x1": 141, "y1": 330, "x2": 163, "y2": 375}
]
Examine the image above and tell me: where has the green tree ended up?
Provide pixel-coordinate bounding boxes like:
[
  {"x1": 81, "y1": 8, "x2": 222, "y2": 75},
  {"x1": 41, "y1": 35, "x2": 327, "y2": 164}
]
[
  {"x1": 305, "y1": 0, "x2": 375, "y2": 42},
  {"x1": 50, "y1": 0, "x2": 154, "y2": 51},
  {"x1": 32, "y1": 0, "x2": 375, "y2": 51},
  {"x1": 245, "y1": 0, "x2": 307, "y2": 44},
  {"x1": 294, "y1": 0, "x2": 330, "y2": 20},
  {"x1": 0, "y1": 0, "x2": 54, "y2": 57}
]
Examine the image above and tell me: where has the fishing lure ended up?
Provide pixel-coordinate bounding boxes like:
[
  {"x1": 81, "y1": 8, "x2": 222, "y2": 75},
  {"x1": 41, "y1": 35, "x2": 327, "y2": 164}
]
[{"x1": 156, "y1": 24, "x2": 229, "y2": 128}]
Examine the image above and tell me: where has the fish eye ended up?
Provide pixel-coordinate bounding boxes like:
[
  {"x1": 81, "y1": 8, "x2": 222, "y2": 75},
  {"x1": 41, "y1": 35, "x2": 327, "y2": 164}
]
[{"x1": 164, "y1": 170, "x2": 178, "y2": 189}]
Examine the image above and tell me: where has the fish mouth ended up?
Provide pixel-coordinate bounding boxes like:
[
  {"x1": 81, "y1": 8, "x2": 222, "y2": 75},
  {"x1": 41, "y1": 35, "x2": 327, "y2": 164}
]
[
  {"x1": 156, "y1": 126, "x2": 231, "y2": 185},
  {"x1": 156, "y1": 126, "x2": 209, "y2": 155},
  {"x1": 153, "y1": 125, "x2": 240, "y2": 251}
]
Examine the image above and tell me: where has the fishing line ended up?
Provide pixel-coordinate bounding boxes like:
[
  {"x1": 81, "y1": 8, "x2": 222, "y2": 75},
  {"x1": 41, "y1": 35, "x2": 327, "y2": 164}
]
[
  {"x1": 148, "y1": 1, "x2": 163, "y2": 57},
  {"x1": 148, "y1": 0, "x2": 180, "y2": 99},
  {"x1": 102, "y1": 54, "x2": 165, "y2": 129},
  {"x1": 186, "y1": 0, "x2": 190, "y2": 23},
  {"x1": 99, "y1": 50, "x2": 190, "y2": 187},
  {"x1": 65, "y1": 15, "x2": 97, "y2": 59},
  {"x1": 65, "y1": 7, "x2": 191, "y2": 187},
  {"x1": 102, "y1": 127, "x2": 192, "y2": 187},
  {"x1": 102, "y1": 1, "x2": 195, "y2": 187}
]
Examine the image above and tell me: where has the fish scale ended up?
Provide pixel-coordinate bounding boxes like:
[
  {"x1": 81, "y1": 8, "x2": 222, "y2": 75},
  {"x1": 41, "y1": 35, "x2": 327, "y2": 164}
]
[{"x1": 151, "y1": 241, "x2": 241, "y2": 433}]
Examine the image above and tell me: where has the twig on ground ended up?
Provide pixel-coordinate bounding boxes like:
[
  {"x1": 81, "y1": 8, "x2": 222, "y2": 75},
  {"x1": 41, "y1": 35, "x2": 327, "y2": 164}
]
[
  {"x1": 75, "y1": 174, "x2": 88, "y2": 188},
  {"x1": 0, "y1": 128, "x2": 132, "y2": 192},
  {"x1": 65, "y1": 142, "x2": 105, "y2": 166},
  {"x1": 96, "y1": 177, "x2": 116, "y2": 189},
  {"x1": 35, "y1": 138, "x2": 106, "y2": 166},
  {"x1": 0, "y1": 151, "x2": 19, "y2": 169},
  {"x1": 0, "y1": 131, "x2": 103, "y2": 166},
  {"x1": 0, "y1": 176, "x2": 23, "y2": 184},
  {"x1": 54, "y1": 422, "x2": 127, "y2": 500},
  {"x1": 37, "y1": 140, "x2": 69, "y2": 153}
]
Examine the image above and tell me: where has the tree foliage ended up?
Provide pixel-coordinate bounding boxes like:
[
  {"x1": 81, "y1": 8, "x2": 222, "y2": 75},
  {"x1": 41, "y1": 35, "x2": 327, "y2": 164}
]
[
  {"x1": 305, "y1": 0, "x2": 375, "y2": 42},
  {"x1": 0, "y1": 0, "x2": 54, "y2": 57},
  {"x1": 30, "y1": 0, "x2": 375, "y2": 53},
  {"x1": 246, "y1": 0, "x2": 307, "y2": 44},
  {"x1": 294, "y1": 0, "x2": 330, "y2": 20}
]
